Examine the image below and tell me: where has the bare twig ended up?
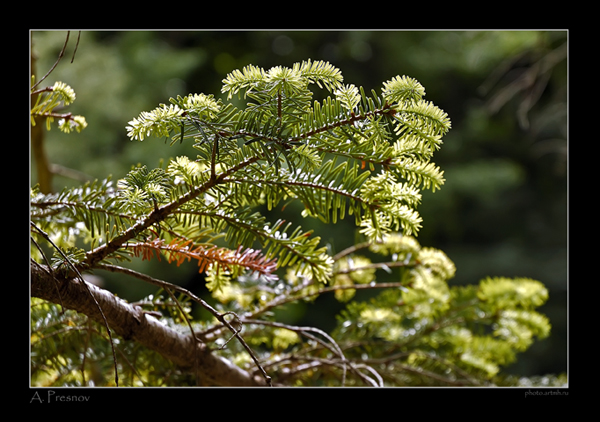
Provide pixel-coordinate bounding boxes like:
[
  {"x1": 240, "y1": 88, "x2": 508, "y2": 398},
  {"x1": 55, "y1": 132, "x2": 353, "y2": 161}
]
[
  {"x1": 331, "y1": 240, "x2": 373, "y2": 261},
  {"x1": 71, "y1": 31, "x2": 81, "y2": 63},
  {"x1": 31, "y1": 31, "x2": 70, "y2": 90}
]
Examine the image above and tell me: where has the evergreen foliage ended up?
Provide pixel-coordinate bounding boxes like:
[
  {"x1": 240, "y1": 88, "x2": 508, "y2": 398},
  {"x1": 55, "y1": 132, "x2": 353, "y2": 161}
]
[{"x1": 30, "y1": 57, "x2": 557, "y2": 387}]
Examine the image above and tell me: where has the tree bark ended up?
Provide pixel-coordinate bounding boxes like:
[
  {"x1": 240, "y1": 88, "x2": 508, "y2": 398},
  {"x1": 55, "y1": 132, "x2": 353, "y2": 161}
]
[{"x1": 30, "y1": 261, "x2": 267, "y2": 386}]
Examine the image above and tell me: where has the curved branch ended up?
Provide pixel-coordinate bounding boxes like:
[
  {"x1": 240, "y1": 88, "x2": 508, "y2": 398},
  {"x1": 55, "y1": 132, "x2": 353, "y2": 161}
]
[{"x1": 30, "y1": 261, "x2": 267, "y2": 386}]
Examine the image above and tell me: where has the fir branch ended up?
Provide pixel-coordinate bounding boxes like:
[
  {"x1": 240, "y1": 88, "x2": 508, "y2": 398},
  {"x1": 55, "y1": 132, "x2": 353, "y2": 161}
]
[
  {"x1": 82, "y1": 154, "x2": 263, "y2": 269},
  {"x1": 335, "y1": 84, "x2": 361, "y2": 111},
  {"x1": 31, "y1": 55, "x2": 559, "y2": 387},
  {"x1": 31, "y1": 178, "x2": 134, "y2": 240},
  {"x1": 30, "y1": 81, "x2": 88, "y2": 133},
  {"x1": 392, "y1": 99, "x2": 451, "y2": 142}
]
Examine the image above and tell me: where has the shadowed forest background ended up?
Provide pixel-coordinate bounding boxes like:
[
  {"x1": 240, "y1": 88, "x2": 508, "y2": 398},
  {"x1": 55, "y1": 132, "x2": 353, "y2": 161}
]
[{"x1": 30, "y1": 30, "x2": 567, "y2": 378}]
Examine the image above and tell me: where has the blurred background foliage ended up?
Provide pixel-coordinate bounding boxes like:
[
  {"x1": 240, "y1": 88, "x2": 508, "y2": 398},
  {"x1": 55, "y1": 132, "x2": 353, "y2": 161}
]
[{"x1": 30, "y1": 30, "x2": 567, "y2": 379}]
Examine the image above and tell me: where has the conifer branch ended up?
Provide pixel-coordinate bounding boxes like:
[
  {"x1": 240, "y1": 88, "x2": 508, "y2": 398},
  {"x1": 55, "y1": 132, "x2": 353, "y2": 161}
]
[
  {"x1": 31, "y1": 55, "x2": 555, "y2": 387},
  {"x1": 82, "y1": 155, "x2": 262, "y2": 269}
]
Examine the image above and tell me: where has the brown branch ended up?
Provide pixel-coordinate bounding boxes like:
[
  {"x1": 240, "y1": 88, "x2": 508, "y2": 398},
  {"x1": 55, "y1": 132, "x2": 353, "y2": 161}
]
[
  {"x1": 33, "y1": 110, "x2": 75, "y2": 121},
  {"x1": 31, "y1": 260, "x2": 268, "y2": 386},
  {"x1": 30, "y1": 86, "x2": 54, "y2": 97},
  {"x1": 126, "y1": 238, "x2": 278, "y2": 278}
]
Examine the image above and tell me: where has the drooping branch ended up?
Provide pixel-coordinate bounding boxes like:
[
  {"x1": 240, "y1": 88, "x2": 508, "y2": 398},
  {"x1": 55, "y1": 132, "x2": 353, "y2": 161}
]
[{"x1": 30, "y1": 260, "x2": 267, "y2": 386}]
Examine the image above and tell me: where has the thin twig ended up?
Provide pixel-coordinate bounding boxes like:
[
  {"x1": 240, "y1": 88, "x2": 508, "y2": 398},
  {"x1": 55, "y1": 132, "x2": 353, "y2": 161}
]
[
  {"x1": 273, "y1": 354, "x2": 382, "y2": 387},
  {"x1": 217, "y1": 312, "x2": 243, "y2": 349},
  {"x1": 331, "y1": 240, "x2": 374, "y2": 261},
  {"x1": 71, "y1": 31, "x2": 81, "y2": 64},
  {"x1": 30, "y1": 86, "x2": 54, "y2": 97},
  {"x1": 31, "y1": 31, "x2": 70, "y2": 90}
]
